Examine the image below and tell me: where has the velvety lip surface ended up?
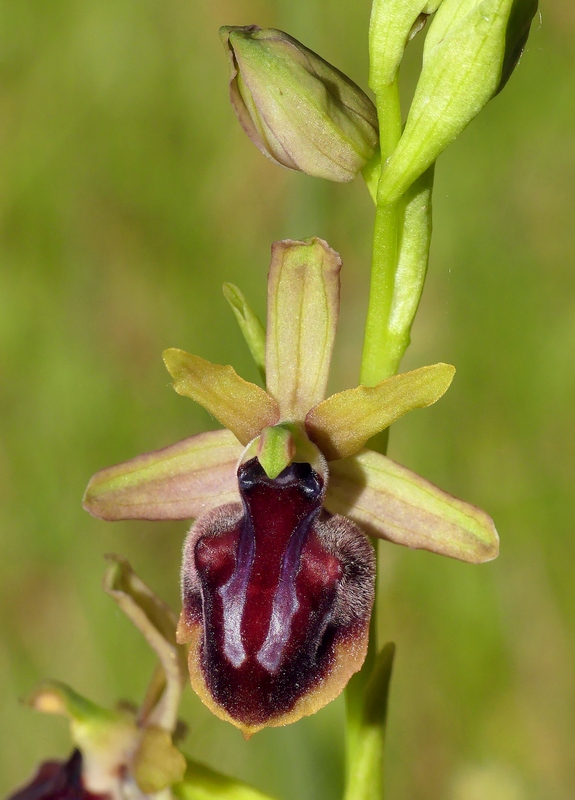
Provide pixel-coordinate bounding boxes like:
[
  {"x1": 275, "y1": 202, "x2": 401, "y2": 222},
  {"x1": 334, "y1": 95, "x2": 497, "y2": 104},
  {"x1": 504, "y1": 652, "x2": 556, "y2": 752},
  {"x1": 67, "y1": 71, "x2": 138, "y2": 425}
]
[{"x1": 195, "y1": 458, "x2": 344, "y2": 725}]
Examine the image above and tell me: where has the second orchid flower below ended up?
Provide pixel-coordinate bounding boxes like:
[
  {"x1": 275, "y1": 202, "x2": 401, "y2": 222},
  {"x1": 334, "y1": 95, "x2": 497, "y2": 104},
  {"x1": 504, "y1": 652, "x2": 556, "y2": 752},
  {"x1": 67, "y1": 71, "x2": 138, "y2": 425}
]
[{"x1": 83, "y1": 238, "x2": 498, "y2": 737}]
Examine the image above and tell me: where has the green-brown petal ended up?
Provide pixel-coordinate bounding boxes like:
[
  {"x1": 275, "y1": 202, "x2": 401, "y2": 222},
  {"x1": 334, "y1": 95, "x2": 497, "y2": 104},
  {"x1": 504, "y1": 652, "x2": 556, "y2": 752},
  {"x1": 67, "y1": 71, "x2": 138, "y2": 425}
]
[
  {"x1": 306, "y1": 363, "x2": 455, "y2": 460},
  {"x1": 223, "y1": 282, "x2": 266, "y2": 381},
  {"x1": 163, "y1": 348, "x2": 279, "y2": 444}
]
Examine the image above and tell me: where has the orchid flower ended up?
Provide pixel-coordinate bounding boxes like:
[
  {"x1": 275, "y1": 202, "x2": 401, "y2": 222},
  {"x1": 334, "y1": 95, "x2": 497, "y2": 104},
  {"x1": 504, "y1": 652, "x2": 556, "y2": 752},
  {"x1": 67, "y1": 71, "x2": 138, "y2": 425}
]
[
  {"x1": 10, "y1": 556, "x2": 274, "y2": 800},
  {"x1": 9, "y1": 556, "x2": 188, "y2": 800},
  {"x1": 83, "y1": 238, "x2": 498, "y2": 737}
]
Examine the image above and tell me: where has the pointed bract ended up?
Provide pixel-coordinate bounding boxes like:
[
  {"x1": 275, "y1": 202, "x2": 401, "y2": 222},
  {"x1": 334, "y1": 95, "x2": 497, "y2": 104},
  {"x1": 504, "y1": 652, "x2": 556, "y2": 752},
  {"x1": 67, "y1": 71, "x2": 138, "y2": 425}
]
[
  {"x1": 306, "y1": 363, "x2": 455, "y2": 460},
  {"x1": 326, "y1": 449, "x2": 498, "y2": 563},
  {"x1": 385, "y1": 166, "x2": 435, "y2": 369},
  {"x1": 83, "y1": 429, "x2": 242, "y2": 521},
  {"x1": 266, "y1": 239, "x2": 341, "y2": 420},
  {"x1": 497, "y1": 0, "x2": 538, "y2": 93}
]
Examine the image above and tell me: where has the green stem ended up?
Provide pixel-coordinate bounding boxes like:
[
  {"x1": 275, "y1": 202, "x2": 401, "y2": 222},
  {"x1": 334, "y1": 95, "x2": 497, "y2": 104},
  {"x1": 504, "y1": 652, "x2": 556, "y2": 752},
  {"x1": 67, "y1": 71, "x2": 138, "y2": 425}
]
[
  {"x1": 360, "y1": 78, "x2": 403, "y2": 388},
  {"x1": 360, "y1": 199, "x2": 401, "y2": 386},
  {"x1": 344, "y1": 641, "x2": 396, "y2": 800},
  {"x1": 345, "y1": 8, "x2": 439, "y2": 798},
  {"x1": 345, "y1": 70, "x2": 402, "y2": 800},
  {"x1": 345, "y1": 19, "x2": 435, "y2": 800},
  {"x1": 375, "y1": 80, "x2": 403, "y2": 166}
]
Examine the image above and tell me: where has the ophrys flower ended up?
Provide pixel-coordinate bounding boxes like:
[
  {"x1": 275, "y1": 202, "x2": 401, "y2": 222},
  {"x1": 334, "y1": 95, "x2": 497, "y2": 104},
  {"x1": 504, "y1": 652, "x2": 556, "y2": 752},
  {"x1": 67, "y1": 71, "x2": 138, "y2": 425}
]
[{"x1": 84, "y1": 238, "x2": 498, "y2": 736}]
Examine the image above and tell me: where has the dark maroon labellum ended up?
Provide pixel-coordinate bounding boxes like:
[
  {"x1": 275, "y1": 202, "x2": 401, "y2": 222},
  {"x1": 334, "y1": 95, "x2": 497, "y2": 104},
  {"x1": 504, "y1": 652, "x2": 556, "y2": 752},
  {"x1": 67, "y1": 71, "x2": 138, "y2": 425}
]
[
  {"x1": 8, "y1": 750, "x2": 108, "y2": 800},
  {"x1": 179, "y1": 457, "x2": 375, "y2": 731}
]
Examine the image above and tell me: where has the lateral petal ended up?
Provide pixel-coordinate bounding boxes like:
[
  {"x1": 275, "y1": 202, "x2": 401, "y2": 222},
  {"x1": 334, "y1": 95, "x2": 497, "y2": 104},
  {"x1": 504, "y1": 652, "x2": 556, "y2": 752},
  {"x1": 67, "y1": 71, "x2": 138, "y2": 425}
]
[
  {"x1": 163, "y1": 348, "x2": 279, "y2": 445},
  {"x1": 325, "y1": 449, "x2": 498, "y2": 563},
  {"x1": 83, "y1": 429, "x2": 242, "y2": 521},
  {"x1": 266, "y1": 238, "x2": 341, "y2": 420},
  {"x1": 222, "y1": 282, "x2": 267, "y2": 381},
  {"x1": 306, "y1": 363, "x2": 455, "y2": 460}
]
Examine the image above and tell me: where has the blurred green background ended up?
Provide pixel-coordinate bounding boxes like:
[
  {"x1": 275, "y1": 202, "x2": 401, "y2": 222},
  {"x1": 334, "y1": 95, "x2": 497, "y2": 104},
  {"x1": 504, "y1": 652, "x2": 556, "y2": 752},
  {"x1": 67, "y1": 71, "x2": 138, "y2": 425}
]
[{"x1": 1, "y1": 1, "x2": 574, "y2": 798}]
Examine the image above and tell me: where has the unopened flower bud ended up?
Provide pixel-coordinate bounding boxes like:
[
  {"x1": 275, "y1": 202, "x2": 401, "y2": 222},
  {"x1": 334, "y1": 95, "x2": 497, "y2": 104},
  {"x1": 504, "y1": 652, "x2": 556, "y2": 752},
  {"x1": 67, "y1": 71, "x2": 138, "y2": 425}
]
[{"x1": 220, "y1": 26, "x2": 379, "y2": 182}]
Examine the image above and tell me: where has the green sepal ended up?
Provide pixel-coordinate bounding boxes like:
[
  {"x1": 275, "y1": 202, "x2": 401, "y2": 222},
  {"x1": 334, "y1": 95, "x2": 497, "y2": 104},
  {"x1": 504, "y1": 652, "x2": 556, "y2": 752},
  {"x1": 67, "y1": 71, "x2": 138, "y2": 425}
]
[
  {"x1": 327, "y1": 449, "x2": 499, "y2": 563},
  {"x1": 266, "y1": 238, "x2": 341, "y2": 420},
  {"x1": 163, "y1": 348, "x2": 279, "y2": 445},
  {"x1": 344, "y1": 643, "x2": 395, "y2": 800},
  {"x1": 83, "y1": 429, "x2": 242, "y2": 522}
]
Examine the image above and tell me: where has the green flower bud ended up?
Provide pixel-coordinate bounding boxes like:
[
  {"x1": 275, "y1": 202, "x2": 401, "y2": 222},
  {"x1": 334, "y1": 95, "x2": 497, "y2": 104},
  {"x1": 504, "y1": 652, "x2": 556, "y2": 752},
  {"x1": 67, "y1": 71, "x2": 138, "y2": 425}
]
[
  {"x1": 220, "y1": 26, "x2": 379, "y2": 182},
  {"x1": 378, "y1": 0, "x2": 538, "y2": 203}
]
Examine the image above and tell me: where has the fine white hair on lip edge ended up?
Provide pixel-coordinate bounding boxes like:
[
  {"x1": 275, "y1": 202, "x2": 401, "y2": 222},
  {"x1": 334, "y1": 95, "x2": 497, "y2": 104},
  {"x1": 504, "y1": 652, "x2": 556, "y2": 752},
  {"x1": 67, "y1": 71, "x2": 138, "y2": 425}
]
[{"x1": 316, "y1": 513, "x2": 376, "y2": 628}]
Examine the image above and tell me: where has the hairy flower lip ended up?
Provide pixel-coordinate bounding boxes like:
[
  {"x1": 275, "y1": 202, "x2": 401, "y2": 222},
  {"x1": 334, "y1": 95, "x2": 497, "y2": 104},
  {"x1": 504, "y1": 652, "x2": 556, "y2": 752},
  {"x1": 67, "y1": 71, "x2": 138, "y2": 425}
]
[{"x1": 177, "y1": 456, "x2": 375, "y2": 735}]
